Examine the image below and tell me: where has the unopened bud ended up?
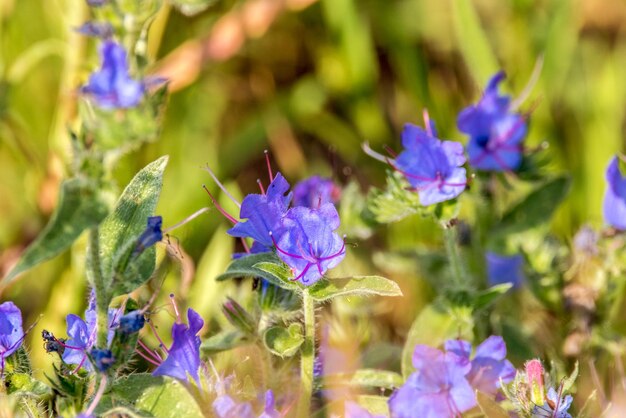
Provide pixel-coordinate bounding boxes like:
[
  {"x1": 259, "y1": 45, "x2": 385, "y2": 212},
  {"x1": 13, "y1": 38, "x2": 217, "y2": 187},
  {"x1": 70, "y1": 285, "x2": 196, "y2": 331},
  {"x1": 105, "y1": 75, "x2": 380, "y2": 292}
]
[
  {"x1": 222, "y1": 297, "x2": 256, "y2": 335},
  {"x1": 525, "y1": 359, "x2": 545, "y2": 406}
]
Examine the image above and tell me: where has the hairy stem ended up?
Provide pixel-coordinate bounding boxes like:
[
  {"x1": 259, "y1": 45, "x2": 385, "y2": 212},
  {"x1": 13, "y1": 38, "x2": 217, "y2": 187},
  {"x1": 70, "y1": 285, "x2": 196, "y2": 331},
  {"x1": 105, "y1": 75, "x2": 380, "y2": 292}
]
[
  {"x1": 89, "y1": 228, "x2": 109, "y2": 348},
  {"x1": 443, "y1": 224, "x2": 465, "y2": 287},
  {"x1": 297, "y1": 289, "x2": 315, "y2": 418}
]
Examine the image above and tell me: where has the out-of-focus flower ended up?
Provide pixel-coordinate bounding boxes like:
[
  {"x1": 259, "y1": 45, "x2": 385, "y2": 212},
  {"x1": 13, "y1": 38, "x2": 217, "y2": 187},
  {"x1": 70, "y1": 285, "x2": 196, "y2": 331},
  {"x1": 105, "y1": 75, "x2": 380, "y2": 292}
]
[
  {"x1": 532, "y1": 387, "x2": 573, "y2": 418},
  {"x1": 445, "y1": 336, "x2": 515, "y2": 395},
  {"x1": 457, "y1": 72, "x2": 527, "y2": 172},
  {"x1": 228, "y1": 173, "x2": 292, "y2": 249},
  {"x1": 212, "y1": 395, "x2": 254, "y2": 418},
  {"x1": 86, "y1": 0, "x2": 109, "y2": 6},
  {"x1": 153, "y1": 308, "x2": 204, "y2": 383},
  {"x1": 0, "y1": 302, "x2": 24, "y2": 373},
  {"x1": 90, "y1": 348, "x2": 114, "y2": 372},
  {"x1": 75, "y1": 22, "x2": 113, "y2": 38},
  {"x1": 525, "y1": 359, "x2": 545, "y2": 406},
  {"x1": 82, "y1": 41, "x2": 144, "y2": 109},
  {"x1": 393, "y1": 118, "x2": 467, "y2": 206},
  {"x1": 345, "y1": 401, "x2": 385, "y2": 418},
  {"x1": 133, "y1": 216, "x2": 163, "y2": 256},
  {"x1": 272, "y1": 203, "x2": 345, "y2": 285},
  {"x1": 603, "y1": 156, "x2": 626, "y2": 230},
  {"x1": 118, "y1": 310, "x2": 145, "y2": 335},
  {"x1": 258, "y1": 390, "x2": 281, "y2": 418},
  {"x1": 292, "y1": 176, "x2": 340, "y2": 208},
  {"x1": 388, "y1": 345, "x2": 476, "y2": 418},
  {"x1": 486, "y1": 252, "x2": 525, "y2": 289}
]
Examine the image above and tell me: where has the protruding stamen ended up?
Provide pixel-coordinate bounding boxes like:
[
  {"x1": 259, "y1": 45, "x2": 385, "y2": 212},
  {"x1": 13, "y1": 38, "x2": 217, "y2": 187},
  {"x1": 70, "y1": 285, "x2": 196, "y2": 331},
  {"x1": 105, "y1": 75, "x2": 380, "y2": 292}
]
[
  {"x1": 169, "y1": 294, "x2": 181, "y2": 323},
  {"x1": 69, "y1": 355, "x2": 87, "y2": 375},
  {"x1": 423, "y1": 109, "x2": 433, "y2": 137},
  {"x1": 257, "y1": 179, "x2": 266, "y2": 195},
  {"x1": 362, "y1": 142, "x2": 389, "y2": 163},
  {"x1": 264, "y1": 150, "x2": 274, "y2": 182},
  {"x1": 383, "y1": 144, "x2": 398, "y2": 158},
  {"x1": 147, "y1": 319, "x2": 170, "y2": 354},
  {"x1": 269, "y1": 232, "x2": 307, "y2": 261},
  {"x1": 511, "y1": 55, "x2": 544, "y2": 111},
  {"x1": 135, "y1": 348, "x2": 161, "y2": 366},
  {"x1": 137, "y1": 340, "x2": 162, "y2": 362},
  {"x1": 163, "y1": 207, "x2": 210, "y2": 234},
  {"x1": 203, "y1": 164, "x2": 241, "y2": 208},
  {"x1": 240, "y1": 238, "x2": 251, "y2": 253},
  {"x1": 202, "y1": 185, "x2": 238, "y2": 224}
]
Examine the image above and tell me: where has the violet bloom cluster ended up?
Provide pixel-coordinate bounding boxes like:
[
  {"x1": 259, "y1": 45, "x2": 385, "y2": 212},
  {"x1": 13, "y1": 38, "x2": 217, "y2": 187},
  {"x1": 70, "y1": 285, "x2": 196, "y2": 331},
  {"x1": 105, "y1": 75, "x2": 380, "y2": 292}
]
[
  {"x1": 0, "y1": 301, "x2": 24, "y2": 374},
  {"x1": 63, "y1": 292, "x2": 119, "y2": 372},
  {"x1": 212, "y1": 390, "x2": 280, "y2": 418},
  {"x1": 292, "y1": 176, "x2": 340, "y2": 208},
  {"x1": 486, "y1": 251, "x2": 525, "y2": 289},
  {"x1": 82, "y1": 40, "x2": 144, "y2": 109},
  {"x1": 226, "y1": 168, "x2": 346, "y2": 286},
  {"x1": 152, "y1": 308, "x2": 204, "y2": 383},
  {"x1": 393, "y1": 120, "x2": 467, "y2": 206},
  {"x1": 389, "y1": 336, "x2": 514, "y2": 418},
  {"x1": 603, "y1": 156, "x2": 626, "y2": 230},
  {"x1": 532, "y1": 388, "x2": 573, "y2": 418},
  {"x1": 457, "y1": 72, "x2": 527, "y2": 172}
]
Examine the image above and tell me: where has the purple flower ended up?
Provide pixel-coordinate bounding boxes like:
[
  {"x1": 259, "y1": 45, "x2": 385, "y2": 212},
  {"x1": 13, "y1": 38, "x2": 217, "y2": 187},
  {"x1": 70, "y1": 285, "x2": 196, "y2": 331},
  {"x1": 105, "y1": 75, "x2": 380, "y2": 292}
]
[
  {"x1": 212, "y1": 395, "x2": 254, "y2": 418},
  {"x1": 228, "y1": 173, "x2": 292, "y2": 248},
  {"x1": 0, "y1": 302, "x2": 24, "y2": 373},
  {"x1": 389, "y1": 345, "x2": 476, "y2": 418},
  {"x1": 133, "y1": 216, "x2": 163, "y2": 255},
  {"x1": 603, "y1": 156, "x2": 626, "y2": 230},
  {"x1": 62, "y1": 293, "x2": 119, "y2": 371},
  {"x1": 532, "y1": 387, "x2": 573, "y2": 418},
  {"x1": 444, "y1": 336, "x2": 515, "y2": 395},
  {"x1": 82, "y1": 41, "x2": 144, "y2": 109},
  {"x1": 486, "y1": 252, "x2": 525, "y2": 289},
  {"x1": 345, "y1": 401, "x2": 385, "y2": 418},
  {"x1": 272, "y1": 203, "x2": 346, "y2": 285},
  {"x1": 258, "y1": 390, "x2": 281, "y2": 418},
  {"x1": 457, "y1": 72, "x2": 527, "y2": 172},
  {"x1": 393, "y1": 120, "x2": 467, "y2": 206},
  {"x1": 292, "y1": 176, "x2": 340, "y2": 208},
  {"x1": 153, "y1": 308, "x2": 204, "y2": 383}
]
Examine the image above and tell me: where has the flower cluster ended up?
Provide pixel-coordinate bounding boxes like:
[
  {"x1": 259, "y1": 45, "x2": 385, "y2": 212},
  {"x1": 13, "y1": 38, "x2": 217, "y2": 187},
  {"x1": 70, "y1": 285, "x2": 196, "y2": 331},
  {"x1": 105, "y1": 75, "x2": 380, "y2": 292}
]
[{"x1": 389, "y1": 336, "x2": 514, "y2": 418}]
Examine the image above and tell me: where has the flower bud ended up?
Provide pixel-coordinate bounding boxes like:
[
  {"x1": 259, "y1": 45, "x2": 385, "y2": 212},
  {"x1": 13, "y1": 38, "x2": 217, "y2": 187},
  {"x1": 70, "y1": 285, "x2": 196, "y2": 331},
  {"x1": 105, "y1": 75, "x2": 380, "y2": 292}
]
[
  {"x1": 222, "y1": 298, "x2": 256, "y2": 335},
  {"x1": 525, "y1": 359, "x2": 545, "y2": 406}
]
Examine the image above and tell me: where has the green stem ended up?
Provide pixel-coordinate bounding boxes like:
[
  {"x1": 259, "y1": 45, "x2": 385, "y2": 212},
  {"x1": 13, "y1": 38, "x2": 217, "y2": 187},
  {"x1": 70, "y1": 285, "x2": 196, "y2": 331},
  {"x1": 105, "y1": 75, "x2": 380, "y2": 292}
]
[
  {"x1": 89, "y1": 228, "x2": 109, "y2": 348},
  {"x1": 443, "y1": 224, "x2": 465, "y2": 287},
  {"x1": 297, "y1": 289, "x2": 315, "y2": 418}
]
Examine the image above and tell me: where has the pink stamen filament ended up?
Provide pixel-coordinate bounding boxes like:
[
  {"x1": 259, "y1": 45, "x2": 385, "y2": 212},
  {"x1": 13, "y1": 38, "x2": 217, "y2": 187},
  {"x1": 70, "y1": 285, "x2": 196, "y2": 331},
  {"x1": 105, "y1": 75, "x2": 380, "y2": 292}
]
[
  {"x1": 264, "y1": 150, "x2": 274, "y2": 182},
  {"x1": 162, "y1": 207, "x2": 210, "y2": 234},
  {"x1": 69, "y1": 354, "x2": 87, "y2": 375},
  {"x1": 202, "y1": 185, "x2": 238, "y2": 224},
  {"x1": 383, "y1": 144, "x2": 398, "y2": 158},
  {"x1": 203, "y1": 165, "x2": 241, "y2": 208},
  {"x1": 137, "y1": 340, "x2": 162, "y2": 362},
  {"x1": 257, "y1": 179, "x2": 266, "y2": 195},
  {"x1": 169, "y1": 294, "x2": 181, "y2": 323},
  {"x1": 135, "y1": 348, "x2": 161, "y2": 366},
  {"x1": 388, "y1": 158, "x2": 467, "y2": 190},
  {"x1": 423, "y1": 109, "x2": 433, "y2": 136}
]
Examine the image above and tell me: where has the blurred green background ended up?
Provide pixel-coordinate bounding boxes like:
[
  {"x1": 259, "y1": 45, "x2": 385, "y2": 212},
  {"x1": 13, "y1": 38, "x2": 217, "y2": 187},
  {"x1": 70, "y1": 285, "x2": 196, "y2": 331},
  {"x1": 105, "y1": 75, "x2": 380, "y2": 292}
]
[{"x1": 1, "y1": 0, "x2": 626, "y2": 402}]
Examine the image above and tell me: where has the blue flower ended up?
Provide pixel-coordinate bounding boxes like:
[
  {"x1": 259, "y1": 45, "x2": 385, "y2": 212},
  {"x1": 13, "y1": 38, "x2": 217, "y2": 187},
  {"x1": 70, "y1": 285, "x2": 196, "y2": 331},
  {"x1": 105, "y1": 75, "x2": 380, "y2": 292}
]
[
  {"x1": 76, "y1": 22, "x2": 113, "y2": 39},
  {"x1": 0, "y1": 302, "x2": 23, "y2": 373},
  {"x1": 62, "y1": 293, "x2": 119, "y2": 371},
  {"x1": 603, "y1": 156, "x2": 626, "y2": 230},
  {"x1": 272, "y1": 203, "x2": 346, "y2": 285},
  {"x1": 118, "y1": 310, "x2": 145, "y2": 335},
  {"x1": 532, "y1": 387, "x2": 573, "y2": 418},
  {"x1": 82, "y1": 41, "x2": 144, "y2": 109},
  {"x1": 90, "y1": 348, "x2": 115, "y2": 372},
  {"x1": 486, "y1": 252, "x2": 525, "y2": 289},
  {"x1": 389, "y1": 345, "x2": 476, "y2": 418},
  {"x1": 153, "y1": 308, "x2": 204, "y2": 383},
  {"x1": 228, "y1": 173, "x2": 292, "y2": 248},
  {"x1": 457, "y1": 72, "x2": 527, "y2": 172},
  {"x1": 293, "y1": 176, "x2": 340, "y2": 208},
  {"x1": 133, "y1": 216, "x2": 163, "y2": 256},
  {"x1": 445, "y1": 336, "x2": 515, "y2": 395},
  {"x1": 394, "y1": 121, "x2": 467, "y2": 206}
]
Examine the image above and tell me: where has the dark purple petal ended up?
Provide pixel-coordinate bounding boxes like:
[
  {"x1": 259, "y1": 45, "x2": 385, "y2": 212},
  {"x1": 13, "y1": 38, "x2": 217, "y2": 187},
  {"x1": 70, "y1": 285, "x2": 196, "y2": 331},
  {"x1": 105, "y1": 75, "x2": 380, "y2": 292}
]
[
  {"x1": 486, "y1": 252, "x2": 525, "y2": 288},
  {"x1": 153, "y1": 308, "x2": 204, "y2": 383},
  {"x1": 134, "y1": 216, "x2": 163, "y2": 255}
]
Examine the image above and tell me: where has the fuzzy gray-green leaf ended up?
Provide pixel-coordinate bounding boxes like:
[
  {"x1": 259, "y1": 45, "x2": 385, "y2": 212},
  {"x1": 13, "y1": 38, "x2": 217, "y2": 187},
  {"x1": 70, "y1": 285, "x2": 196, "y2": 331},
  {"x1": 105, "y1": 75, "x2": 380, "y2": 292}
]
[{"x1": 309, "y1": 275, "x2": 402, "y2": 302}]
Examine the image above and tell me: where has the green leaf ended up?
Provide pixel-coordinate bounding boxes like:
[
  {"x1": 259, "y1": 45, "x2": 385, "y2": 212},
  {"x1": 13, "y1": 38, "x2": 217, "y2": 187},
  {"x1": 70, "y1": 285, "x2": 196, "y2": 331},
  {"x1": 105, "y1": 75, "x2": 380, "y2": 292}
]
[
  {"x1": 309, "y1": 275, "x2": 402, "y2": 302},
  {"x1": 356, "y1": 395, "x2": 390, "y2": 417},
  {"x1": 200, "y1": 330, "x2": 248, "y2": 353},
  {"x1": 216, "y1": 252, "x2": 301, "y2": 292},
  {"x1": 367, "y1": 171, "x2": 421, "y2": 224},
  {"x1": 98, "y1": 374, "x2": 203, "y2": 418},
  {"x1": 473, "y1": 283, "x2": 513, "y2": 310},
  {"x1": 263, "y1": 323, "x2": 304, "y2": 357},
  {"x1": 494, "y1": 176, "x2": 571, "y2": 235},
  {"x1": 401, "y1": 303, "x2": 473, "y2": 378},
  {"x1": 476, "y1": 391, "x2": 510, "y2": 418},
  {"x1": 6, "y1": 373, "x2": 53, "y2": 398},
  {"x1": 94, "y1": 156, "x2": 168, "y2": 296},
  {"x1": 562, "y1": 361, "x2": 579, "y2": 392},
  {"x1": 4, "y1": 178, "x2": 108, "y2": 284},
  {"x1": 324, "y1": 369, "x2": 403, "y2": 390}
]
